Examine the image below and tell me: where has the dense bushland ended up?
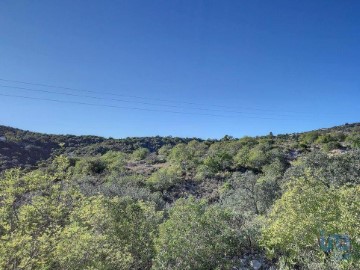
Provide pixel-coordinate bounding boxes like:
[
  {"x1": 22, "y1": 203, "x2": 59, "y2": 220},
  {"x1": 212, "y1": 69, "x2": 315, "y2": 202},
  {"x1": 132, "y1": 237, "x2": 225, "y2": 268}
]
[{"x1": 0, "y1": 123, "x2": 360, "y2": 269}]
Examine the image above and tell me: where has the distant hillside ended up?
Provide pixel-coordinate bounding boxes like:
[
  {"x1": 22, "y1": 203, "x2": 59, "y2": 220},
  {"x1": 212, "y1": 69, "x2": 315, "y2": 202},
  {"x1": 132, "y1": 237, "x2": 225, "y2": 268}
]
[
  {"x1": 0, "y1": 125, "x2": 201, "y2": 172},
  {"x1": 1, "y1": 122, "x2": 360, "y2": 172}
]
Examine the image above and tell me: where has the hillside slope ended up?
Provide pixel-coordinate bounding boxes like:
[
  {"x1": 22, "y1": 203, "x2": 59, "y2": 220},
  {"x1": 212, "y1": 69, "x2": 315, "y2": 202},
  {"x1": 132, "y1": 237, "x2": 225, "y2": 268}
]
[
  {"x1": 0, "y1": 125, "x2": 201, "y2": 172},
  {"x1": 1, "y1": 122, "x2": 360, "y2": 269},
  {"x1": 1, "y1": 122, "x2": 360, "y2": 172}
]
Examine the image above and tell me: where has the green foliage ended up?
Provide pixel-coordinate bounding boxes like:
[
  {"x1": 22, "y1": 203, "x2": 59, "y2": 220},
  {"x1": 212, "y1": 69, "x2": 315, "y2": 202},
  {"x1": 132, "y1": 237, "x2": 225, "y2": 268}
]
[
  {"x1": 51, "y1": 195, "x2": 162, "y2": 270},
  {"x1": 0, "y1": 157, "x2": 161, "y2": 270},
  {"x1": 108, "y1": 197, "x2": 162, "y2": 269},
  {"x1": 283, "y1": 151, "x2": 360, "y2": 187},
  {"x1": 2, "y1": 123, "x2": 360, "y2": 269},
  {"x1": 300, "y1": 131, "x2": 320, "y2": 144},
  {"x1": 153, "y1": 197, "x2": 240, "y2": 270},
  {"x1": 194, "y1": 164, "x2": 216, "y2": 180},
  {"x1": 234, "y1": 142, "x2": 286, "y2": 172},
  {"x1": 234, "y1": 145, "x2": 252, "y2": 168},
  {"x1": 247, "y1": 142, "x2": 274, "y2": 169},
  {"x1": 73, "y1": 151, "x2": 128, "y2": 176},
  {"x1": 157, "y1": 144, "x2": 173, "y2": 159},
  {"x1": 74, "y1": 157, "x2": 107, "y2": 175},
  {"x1": 131, "y1": 147, "x2": 150, "y2": 161},
  {"x1": 101, "y1": 150, "x2": 128, "y2": 172},
  {"x1": 221, "y1": 171, "x2": 262, "y2": 214},
  {"x1": 261, "y1": 173, "x2": 360, "y2": 268},
  {"x1": 237, "y1": 136, "x2": 259, "y2": 147},
  {"x1": 346, "y1": 133, "x2": 360, "y2": 149},
  {"x1": 203, "y1": 151, "x2": 233, "y2": 173},
  {"x1": 147, "y1": 166, "x2": 182, "y2": 191},
  {"x1": 168, "y1": 141, "x2": 207, "y2": 174},
  {"x1": 53, "y1": 196, "x2": 134, "y2": 270},
  {"x1": 322, "y1": 141, "x2": 342, "y2": 152},
  {"x1": 0, "y1": 158, "x2": 82, "y2": 269},
  {"x1": 315, "y1": 134, "x2": 335, "y2": 144}
]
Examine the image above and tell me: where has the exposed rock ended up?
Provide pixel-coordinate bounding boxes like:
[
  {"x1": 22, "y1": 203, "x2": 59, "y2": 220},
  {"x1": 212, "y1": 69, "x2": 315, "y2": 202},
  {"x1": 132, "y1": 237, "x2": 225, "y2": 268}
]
[
  {"x1": 250, "y1": 259, "x2": 262, "y2": 270},
  {"x1": 239, "y1": 258, "x2": 247, "y2": 265}
]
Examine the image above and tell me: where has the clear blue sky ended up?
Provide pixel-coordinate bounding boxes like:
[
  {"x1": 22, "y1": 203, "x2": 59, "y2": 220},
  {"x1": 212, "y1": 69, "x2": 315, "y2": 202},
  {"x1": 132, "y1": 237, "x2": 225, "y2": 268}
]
[{"x1": 0, "y1": 0, "x2": 359, "y2": 139}]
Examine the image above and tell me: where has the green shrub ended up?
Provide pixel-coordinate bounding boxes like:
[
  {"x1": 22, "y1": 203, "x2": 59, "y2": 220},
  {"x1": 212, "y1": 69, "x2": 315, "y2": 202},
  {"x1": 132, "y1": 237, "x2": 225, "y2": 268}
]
[
  {"x1": 74, "y1": 157, "x2": 107, "y2": 175},
  {"x1": 323, "y1": 141, "x2": 341, "y2": 151},
  {"x1": 131, "y1": 147, "x2": 150, "y2": 161},
  {"x1": 153, "y1": 197, "x2": 241, "y2": 270},
  {"x1": 346, "y1": 133, "x2": 360, "y2": 149},
  {"x1": 261, "y1": 174, "x2": 360, "y2": 268},
  {"x1": 300, "y1": 131, "x2": 320, "y2": 144},
  {"x1": 101, "y1": 151, "x2": 128, "y2": 172},
  {"x1": 147, "y1": 166, "x2": 181, "y2": 191}
]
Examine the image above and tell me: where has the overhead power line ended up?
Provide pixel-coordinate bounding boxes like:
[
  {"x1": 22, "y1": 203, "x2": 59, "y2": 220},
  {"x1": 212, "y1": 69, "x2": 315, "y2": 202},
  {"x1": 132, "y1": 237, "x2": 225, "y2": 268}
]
[
  {"x1": 0, "y1": 77, "x2": 311, "y2": 115},
  {"x1": 0, "y1": 92, "x2": 226, "y2": 117},
  {"x1": 0, "y1": 84, "x2": 311, "y2": 118},
  {"x1": 0, "y1": 92, "x2": 305, "y2": 120}
]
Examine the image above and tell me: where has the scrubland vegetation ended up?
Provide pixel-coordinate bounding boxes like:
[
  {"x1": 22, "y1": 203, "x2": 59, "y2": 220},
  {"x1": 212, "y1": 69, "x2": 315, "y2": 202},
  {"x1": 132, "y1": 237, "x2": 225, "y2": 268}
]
[{"x1": 0, "y1": 123, "x2": 360, "y2": 269}]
